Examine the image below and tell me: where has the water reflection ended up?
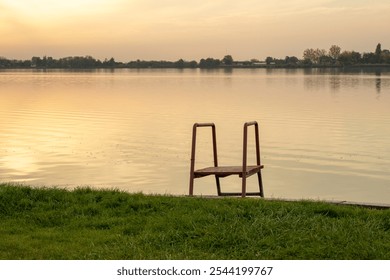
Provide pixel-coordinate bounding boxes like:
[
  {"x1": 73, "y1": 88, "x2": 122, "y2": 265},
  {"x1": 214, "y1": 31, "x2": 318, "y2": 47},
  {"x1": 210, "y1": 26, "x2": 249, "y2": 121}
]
[
  {"x1": 375, "y1": 71, "x2": 382, "y2": 94},
  {"x1": 329, "y1": 76, "x2": 341, "y2": 92},
  {"x1": 1, "y1": 68, "x2": 390, "y2": 203},
  {"x1": 302, "y1": 67, "x2": 390, "y2": 95}
]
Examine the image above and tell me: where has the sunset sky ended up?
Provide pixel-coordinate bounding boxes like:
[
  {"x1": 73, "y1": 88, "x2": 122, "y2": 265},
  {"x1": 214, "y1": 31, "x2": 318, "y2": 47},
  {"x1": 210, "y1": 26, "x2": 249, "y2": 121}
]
[{"x1": 1, "y1": 0, "x2": 390, "y2": 61}]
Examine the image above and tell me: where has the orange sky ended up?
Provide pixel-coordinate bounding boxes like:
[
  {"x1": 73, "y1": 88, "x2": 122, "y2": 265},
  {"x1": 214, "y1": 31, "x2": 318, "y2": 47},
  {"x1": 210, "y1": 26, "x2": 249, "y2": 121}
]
[{"x1": 1, "y1": 0, "x2": 390, "y2": 61}]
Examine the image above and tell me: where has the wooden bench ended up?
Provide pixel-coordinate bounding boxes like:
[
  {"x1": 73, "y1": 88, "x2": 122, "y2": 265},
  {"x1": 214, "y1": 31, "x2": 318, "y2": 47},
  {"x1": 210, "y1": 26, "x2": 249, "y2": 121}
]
[{"x1": 189, "y1": 121, "x2": 264, "y2": 197}]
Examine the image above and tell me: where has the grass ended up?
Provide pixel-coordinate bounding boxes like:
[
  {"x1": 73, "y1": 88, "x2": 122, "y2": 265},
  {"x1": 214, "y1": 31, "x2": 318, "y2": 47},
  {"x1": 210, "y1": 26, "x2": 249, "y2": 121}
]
[{"x1": 0, "y1": 183, "x2": 389, "y2": 259}]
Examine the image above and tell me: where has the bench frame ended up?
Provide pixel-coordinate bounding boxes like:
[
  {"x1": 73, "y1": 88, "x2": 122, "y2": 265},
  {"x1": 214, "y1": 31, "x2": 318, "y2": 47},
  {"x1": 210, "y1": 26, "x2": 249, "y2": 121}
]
[{"x1": 189, "y1": 121, "x2": 264, "y2": 197}]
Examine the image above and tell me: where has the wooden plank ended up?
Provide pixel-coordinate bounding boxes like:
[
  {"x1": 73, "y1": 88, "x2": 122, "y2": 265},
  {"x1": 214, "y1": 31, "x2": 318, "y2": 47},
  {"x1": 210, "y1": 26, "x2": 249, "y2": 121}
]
[
  {"x1": 194, "y1": 165, "x2": 263, "y2": 178},
  {"x1": 219, "y1": 192, "x2": 262, "y2": 196}
]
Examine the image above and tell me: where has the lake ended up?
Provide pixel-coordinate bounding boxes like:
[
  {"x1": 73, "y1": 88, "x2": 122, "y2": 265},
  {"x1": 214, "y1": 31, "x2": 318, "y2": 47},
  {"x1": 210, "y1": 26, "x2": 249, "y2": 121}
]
[{"x1": 1, "y1": 68, "x2": 390, "y2": 203}]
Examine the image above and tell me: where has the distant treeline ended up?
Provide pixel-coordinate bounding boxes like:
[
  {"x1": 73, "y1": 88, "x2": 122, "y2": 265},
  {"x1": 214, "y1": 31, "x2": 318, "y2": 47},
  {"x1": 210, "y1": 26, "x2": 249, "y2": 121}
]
[{"x1": 1, "y1": 43, "x2": 390, "y2": 69}]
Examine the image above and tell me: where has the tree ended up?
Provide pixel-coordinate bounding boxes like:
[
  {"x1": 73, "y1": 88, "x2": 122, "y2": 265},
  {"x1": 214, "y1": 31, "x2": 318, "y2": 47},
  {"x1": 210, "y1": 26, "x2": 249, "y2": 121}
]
[
  {"x1": 103, "y1": 57, "x2": 116, "y2": 68},
  {"x1": 314, "y1": 49, "x2": 327, "y2": 64},
  {"x1": 362, "y1": 52, "x2": 376, "y2": 64},
  {"x1": 329, "y1": 45, "x2": 341, "y2": 60},
  {"x1": 199, "y1": 58, "x2": 221, "y2": 68},
  {"x1": 222, "y1": 55, "x2": 233, "y2": 66},
  {"x1": 303, "y1": 48, "x2": 326, "y2": 64},
  {"x1": 285, "y1": 56, "x2": 299, "y2": 66},
  {"x1": 265, "y1": 56, "x2": 274, "y2": 65},
  {"x1": 303, "y1": 48, "x2": 315, "y2": 63},
  {"x1": 319, "y1": 55, "x2": 333, "y2": 65},
  {"x1": 375, "y1": 43, "x2": 382, "y2": 56},
  {"x1": 375, "y1": 43, "x2": 382, "y2": 63},
  {"x1": 339, "y1": 51, "x2": 361, "y2": 65},
  {"x1": 31, "y1": 56, "x2": 43, "y2": 68},
  {"x1": 382, "y1": 50, "x2": 390, "y2": 64},
  {"x1": 175, "y1": 59, "x2": 185, "y2": 68},
  {"x1": 0, "y1": 57, "x2": 11, "y2": 68},
  {"x1": 188, "y1": 60, "x2": 198, "y2": 68}
]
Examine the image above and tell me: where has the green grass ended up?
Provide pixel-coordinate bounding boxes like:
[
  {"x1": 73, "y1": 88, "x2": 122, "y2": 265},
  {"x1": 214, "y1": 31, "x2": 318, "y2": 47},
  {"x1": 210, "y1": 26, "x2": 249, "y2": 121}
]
[{"x1": 0, "y1": 183, "x2": 389, "y2": 259}]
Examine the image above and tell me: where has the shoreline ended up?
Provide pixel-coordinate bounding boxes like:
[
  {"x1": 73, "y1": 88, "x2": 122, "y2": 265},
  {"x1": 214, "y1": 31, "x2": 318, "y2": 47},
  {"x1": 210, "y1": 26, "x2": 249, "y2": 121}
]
[
  {"x1": 188, "y1": 195, "x2": 390, "y2": 209},
  {"x1": 2, "y1": 64, "x2": 390, "y2": 70}
]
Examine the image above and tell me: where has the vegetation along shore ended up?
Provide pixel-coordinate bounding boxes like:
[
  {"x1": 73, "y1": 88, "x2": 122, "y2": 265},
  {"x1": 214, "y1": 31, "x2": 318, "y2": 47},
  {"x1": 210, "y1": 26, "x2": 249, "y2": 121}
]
[
  {"x1": 1, "y1": 43, "x2": 390, "y2": 69},
  {"x1": 0, "y1": 184, "x2": 389, "y2": 259}
]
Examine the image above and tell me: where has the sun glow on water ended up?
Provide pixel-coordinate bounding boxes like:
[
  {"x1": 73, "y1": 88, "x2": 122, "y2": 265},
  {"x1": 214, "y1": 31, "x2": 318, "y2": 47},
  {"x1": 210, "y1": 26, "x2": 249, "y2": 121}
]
[{"x1": 2, "y1": 147, "x2": 38, "y2": 175}]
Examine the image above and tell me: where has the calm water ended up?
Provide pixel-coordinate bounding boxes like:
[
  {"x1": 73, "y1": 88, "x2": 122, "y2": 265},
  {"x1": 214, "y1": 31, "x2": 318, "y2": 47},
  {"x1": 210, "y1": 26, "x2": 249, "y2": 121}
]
[{"x1": 1, "y1": 68, "x2": 390, "y2": 203}]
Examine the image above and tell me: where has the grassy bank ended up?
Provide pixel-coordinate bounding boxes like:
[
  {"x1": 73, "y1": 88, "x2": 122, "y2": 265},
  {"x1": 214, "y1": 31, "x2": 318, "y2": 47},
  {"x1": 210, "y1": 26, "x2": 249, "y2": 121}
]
[{"x1": 0, "y1": 184, "x2": 389, "y2": 259}]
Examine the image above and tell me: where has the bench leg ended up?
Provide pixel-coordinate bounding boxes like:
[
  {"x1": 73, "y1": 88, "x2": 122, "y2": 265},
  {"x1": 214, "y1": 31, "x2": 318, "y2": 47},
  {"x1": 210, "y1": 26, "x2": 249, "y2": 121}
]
[
  {"x1": 241, "y1": 176, "x2": 247, "y2": 198},
  {"x1": 189, "y1": 172, "x2": 194, "y2": 196},
  {"x1": 257, "y1": 171, "x2": 264, "y2": 197},
  {"x1": 242, "y1": 171, "x2": 264, "y2": 198},
  {"x1": 215, "y1": 176, "x2": 222, "y2": 196}
]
